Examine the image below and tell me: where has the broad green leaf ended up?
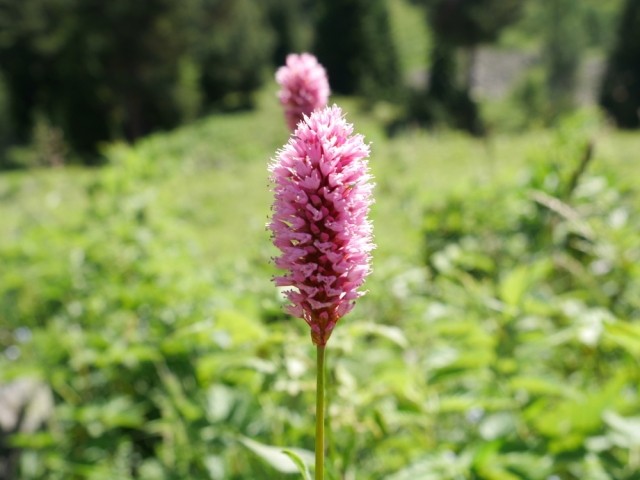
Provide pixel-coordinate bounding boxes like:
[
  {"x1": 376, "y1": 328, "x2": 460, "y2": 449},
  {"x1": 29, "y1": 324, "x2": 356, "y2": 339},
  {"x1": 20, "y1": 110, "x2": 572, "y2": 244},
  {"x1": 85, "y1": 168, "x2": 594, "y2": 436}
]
[
  {"x1": 282, "y1": 449, "x2": 312, "y2": 480},
  {"x1": 239, "y1": 437, "x2": 313, "y2": 475},
  {"x1": 602, "y1": 410, "x2": 640, "y2": 448},
  {"x1": 206, "y1": 385, "x2": 235, "y2": 423},
  {"x1": 509, "y1": 375, "x2": 578, "y2": 399},
  {"x1": 215, "y1": 309, "x2": 266, "y2": 345},
  {"x1": 479, "y1": 413, "x2": 516, "y2": 441},
  {"x1": 387, "y1": 450, "x2": 472, "y2": 480},
  {"x1": 346, "y1": 322, "x2": 409, "y2": 348},
  {"x1": 204, "y1": 455, "x2": 225, "y2": 480},
  {"x1": 499, "y1": 265, "x2": 530, "y2": 307},
  {"x1": 604, "y1": 321, "x2": 640, "y2": 356},
  {"x1": 499, "y1": 452, "x2": 553, "y2": 480}
]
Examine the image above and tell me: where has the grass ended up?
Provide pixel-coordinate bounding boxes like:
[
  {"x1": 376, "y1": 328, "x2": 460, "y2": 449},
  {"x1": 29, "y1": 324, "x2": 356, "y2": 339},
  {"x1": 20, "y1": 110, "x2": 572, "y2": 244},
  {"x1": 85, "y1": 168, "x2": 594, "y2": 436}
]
[
  {"x1": 102, "y1": 96, "x2": 640, "y2": 267},
  {"x1": 2, "y1": 86, "x2": 639, "y2": 269}
]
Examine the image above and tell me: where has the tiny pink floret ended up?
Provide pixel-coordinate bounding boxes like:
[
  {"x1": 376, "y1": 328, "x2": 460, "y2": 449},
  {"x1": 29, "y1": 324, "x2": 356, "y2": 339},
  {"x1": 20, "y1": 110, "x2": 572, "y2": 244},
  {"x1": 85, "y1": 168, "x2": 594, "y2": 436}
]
[
  {"x1": 276, "y1": 53, "x2": 330, "y2": 131},
  {"x1": 269, "y1": 105, "x2": 374, "y2": 346}
]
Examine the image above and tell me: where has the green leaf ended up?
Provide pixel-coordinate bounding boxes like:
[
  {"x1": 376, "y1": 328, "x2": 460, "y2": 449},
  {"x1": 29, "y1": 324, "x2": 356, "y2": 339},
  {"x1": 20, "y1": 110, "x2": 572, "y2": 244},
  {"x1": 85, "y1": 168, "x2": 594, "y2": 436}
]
[
  {"x1": 387, "y1": 450, "x2": 473, "y2": 480},
  {"x1": 282, "y1": 449, "x2": 312, "y2": 480},
  {"x1": 499, "y1": 265, "x2": 530, "y2": 307},
  {"x1": 239, "y1": 437, "x2": 313, "y2": 475},
  {"x1": 604, "y1": 321, "x2": 640, "y2": 356},
  {"x1": 346, "y1": 322, "x2": 409, "y2": 348},
  {"x1": 509, "y1": 375, "x2": 578, "y2": 399},
  {"x1": 479, "y1": 413, "x2": 516, "y2": 441},
  {"x1": 499, "y1": 259, "x2": 550, "y2": 307},
  {"x1": 206, "y1": 384, "x2": 235, "y2": 423},
  {"x1": 602, "y1": 410, "x2": 640, "y2": 448},
  {"x1": 203, "y1": 455, "x2": 226, "y2": 480}
]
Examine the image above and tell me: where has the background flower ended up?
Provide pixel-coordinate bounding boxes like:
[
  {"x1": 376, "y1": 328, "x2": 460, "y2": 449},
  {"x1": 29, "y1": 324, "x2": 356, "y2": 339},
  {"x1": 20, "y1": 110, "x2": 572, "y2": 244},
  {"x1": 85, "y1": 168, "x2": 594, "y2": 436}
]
[{"x1": 276, "y1": 53, "x2": 331, "y2": 131}]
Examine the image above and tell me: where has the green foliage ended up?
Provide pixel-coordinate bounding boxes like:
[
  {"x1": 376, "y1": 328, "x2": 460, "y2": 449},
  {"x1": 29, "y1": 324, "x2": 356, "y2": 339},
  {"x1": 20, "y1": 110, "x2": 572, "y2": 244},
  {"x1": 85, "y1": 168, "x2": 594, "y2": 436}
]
[
  {"x1": 600, "y1": 0, "x2": 640, "y2": 128},
  {"x1": 1, "y1": 95, "x2": 639, "y2": 478},
  {"x1": 421, "y1": 115, "x2": 639, "y2": 477},
  {"x1": 314, "y1": 0, "x2": 401, "y2": 100},
  {"x1": 482, "y1": 67, "x2": 549, "y2": 132},
  {"x1": 0, "y1": 143, "x2": 284, "y2": 478}
]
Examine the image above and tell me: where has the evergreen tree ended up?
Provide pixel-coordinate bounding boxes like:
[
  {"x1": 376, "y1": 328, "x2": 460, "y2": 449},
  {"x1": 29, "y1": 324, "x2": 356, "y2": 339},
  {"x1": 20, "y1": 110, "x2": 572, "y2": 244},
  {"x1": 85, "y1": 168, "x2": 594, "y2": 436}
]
[
  {"x1": 195, "y1": 0, "x2": 274, "y2": 110},
  {"x1": 542, "y1": 0, "x2": 588, "y2": 119},
  {"x1": 264, "y1": 0, "x2": 314, "y2": 65},
  {"x1": 414, "y1": 0, "x2": 522, "y2": 133},
  {"x1": 600, "y1": 0, "x2": 640, "y2": 128},
  {"x1": 428, "y1": 0, "x2": 522, "y2": 47},
  {"x1": 0, "y1": 0, "x2": 186, "y2": 156},
  {"x1": 0, "y1": 0, "x2": 275, "y2": 161},
  {"x1": 314, "y1": 0, "x2": 401, "y2": 100}
]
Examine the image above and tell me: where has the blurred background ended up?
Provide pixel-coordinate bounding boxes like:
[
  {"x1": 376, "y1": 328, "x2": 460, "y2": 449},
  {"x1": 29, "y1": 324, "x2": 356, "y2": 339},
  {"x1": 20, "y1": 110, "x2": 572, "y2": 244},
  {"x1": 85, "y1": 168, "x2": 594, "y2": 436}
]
[
  {"x1": 0, "y1": 0, "x2": 638, "y2": 165},
  {"x1": 0, "y1": 1, "x2": 639, "y2": 479}
]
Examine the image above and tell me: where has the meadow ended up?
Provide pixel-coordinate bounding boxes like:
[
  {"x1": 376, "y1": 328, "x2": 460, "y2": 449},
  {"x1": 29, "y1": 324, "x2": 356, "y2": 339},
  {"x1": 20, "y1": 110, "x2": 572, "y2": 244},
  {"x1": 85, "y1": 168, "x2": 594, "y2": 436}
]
[{"x1": 1, "y1": 77, "x2": 640, "y2": 479}]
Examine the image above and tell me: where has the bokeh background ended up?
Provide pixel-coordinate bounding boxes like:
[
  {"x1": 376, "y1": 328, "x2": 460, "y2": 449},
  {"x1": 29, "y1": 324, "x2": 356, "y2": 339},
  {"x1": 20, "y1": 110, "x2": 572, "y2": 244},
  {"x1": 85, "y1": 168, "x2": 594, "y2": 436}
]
[{"x1": 1, "y1": 1, "x2": 639, "y2": 479}]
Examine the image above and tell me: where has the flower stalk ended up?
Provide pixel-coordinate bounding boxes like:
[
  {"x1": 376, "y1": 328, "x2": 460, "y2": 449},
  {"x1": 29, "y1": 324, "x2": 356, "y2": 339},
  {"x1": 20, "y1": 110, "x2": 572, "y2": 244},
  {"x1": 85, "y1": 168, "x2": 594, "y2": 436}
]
[
  {"x1": 315, "y1": 344, "x2": 326, "y2": 479},
  {"x1": 268, "y1": 104, "x2": 373, "y2": 479}
]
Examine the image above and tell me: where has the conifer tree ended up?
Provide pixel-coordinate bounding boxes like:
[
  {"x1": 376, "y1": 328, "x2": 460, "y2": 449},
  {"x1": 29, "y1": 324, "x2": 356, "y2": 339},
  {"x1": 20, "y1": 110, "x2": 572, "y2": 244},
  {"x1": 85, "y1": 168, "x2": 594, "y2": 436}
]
[
  {"x1": 314, "y1": 0, "x2": 401, "y2": 100},
  {"x1": 600, "y1": 0, "x2": 640, "y2": 128},
  {"x1": 0, "y1": 0, "x2": 275, "y2": 160},
  {"x1": 415, "y1": 0, "x2": 522, "y2": 133}
]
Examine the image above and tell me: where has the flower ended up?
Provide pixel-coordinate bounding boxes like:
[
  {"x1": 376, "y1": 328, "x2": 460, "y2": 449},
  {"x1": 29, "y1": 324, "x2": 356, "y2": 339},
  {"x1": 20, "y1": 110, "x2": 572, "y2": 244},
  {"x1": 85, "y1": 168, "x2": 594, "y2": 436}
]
[
  {"x1": 269, "y1": 105, "x2": 374, "y2": 346},
  {"x1": 276, "y1": 53, "x2": 330, "y2": 131}
]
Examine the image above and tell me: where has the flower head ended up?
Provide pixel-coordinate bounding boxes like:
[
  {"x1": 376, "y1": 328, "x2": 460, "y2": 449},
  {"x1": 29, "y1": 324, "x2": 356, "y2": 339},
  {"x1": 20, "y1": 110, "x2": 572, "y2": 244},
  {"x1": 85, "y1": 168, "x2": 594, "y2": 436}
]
[
  {"x1": 269, "y1": 105, "x2": 374, "y2": 346},
  {"x1": 276, "y1": 53, "x2": 330, "y2": 131}
]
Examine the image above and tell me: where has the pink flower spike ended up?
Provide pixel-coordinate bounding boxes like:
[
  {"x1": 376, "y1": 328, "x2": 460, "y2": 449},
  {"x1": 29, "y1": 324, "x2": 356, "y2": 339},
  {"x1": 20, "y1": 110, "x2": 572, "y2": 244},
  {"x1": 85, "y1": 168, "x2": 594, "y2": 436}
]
[
  {"x1": 269, "y1": 105, "x2": 374, "y2": 346},
  {"x1": 276, "y1": 53, "x2": 330, "y2": 131}
]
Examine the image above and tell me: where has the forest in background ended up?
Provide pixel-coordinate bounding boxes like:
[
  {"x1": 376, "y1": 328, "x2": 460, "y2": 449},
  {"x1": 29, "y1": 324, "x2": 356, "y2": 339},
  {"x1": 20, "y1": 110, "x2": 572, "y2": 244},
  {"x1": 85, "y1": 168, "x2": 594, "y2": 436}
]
[{"x1": 0, "y1": 0, "x2": 638, "y2": 167}]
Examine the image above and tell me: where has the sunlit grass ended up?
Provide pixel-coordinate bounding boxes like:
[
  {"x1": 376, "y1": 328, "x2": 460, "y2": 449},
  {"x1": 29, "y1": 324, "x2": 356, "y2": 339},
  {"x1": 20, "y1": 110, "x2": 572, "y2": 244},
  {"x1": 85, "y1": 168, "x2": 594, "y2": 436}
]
[{"x1": 2, "y1": 86, "x2": 639, "y2": 270}]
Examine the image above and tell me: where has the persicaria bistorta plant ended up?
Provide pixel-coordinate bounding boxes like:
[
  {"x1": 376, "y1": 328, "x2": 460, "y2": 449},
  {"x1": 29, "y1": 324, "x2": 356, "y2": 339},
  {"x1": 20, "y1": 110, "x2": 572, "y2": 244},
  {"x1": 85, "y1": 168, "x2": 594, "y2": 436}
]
[
  {"x1": 269, "y1": 105, "x2": 374, "y2": 346},
  {"x1": 269, "y1": 104, "x2": 373, "y2": 478},
  {"x1": 276, "y1": 53, "x2": 330, "y2": 131}
]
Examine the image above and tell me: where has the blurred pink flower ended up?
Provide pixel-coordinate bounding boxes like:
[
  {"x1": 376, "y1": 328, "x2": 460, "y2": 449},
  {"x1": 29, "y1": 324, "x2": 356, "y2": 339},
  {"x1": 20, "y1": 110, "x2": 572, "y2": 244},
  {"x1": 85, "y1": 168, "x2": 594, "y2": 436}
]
[
  {"x1": 269, "y1": 105, "x2": 374, "y2": 346},
  {"x1": 276, "y1": 53, "x2": 330, "y2": 131}
]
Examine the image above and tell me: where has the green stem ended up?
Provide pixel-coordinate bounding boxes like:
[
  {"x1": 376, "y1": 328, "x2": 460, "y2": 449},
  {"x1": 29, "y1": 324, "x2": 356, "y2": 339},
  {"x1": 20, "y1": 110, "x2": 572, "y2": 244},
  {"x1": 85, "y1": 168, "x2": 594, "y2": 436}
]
[{"x1": 315, "y1": 345, "x2": 326, "y2": 480}]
